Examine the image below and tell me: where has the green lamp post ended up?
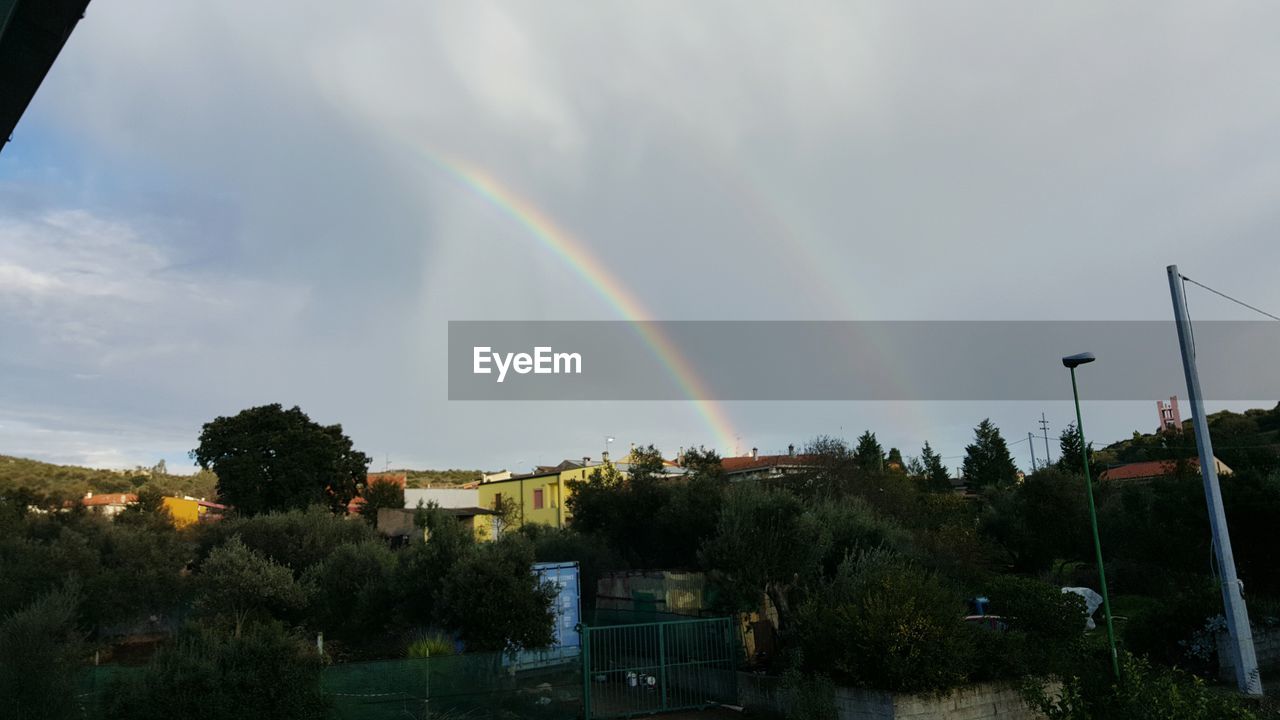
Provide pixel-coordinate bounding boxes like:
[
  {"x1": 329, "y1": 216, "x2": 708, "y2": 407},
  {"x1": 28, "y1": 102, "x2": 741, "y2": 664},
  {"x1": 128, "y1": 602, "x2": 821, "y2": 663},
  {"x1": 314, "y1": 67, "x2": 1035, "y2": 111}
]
[{"x1": 1063, "y1": 351, "x2": 1120, "y2": 679}]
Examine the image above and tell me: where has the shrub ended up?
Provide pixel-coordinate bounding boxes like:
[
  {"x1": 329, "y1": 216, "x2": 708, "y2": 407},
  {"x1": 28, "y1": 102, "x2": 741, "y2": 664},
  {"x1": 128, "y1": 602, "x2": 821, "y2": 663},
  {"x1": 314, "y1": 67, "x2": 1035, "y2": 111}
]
[
  {"x1": 792, "y1": 550, "x2": 973, "y2": 693},
  {"x1": 437, "y1": 535, "x2": 556, "y2": 653},
  {"x1": 196, "y1": 506, "x2": 376, "y2": 577},
  {"x1": 0, "y1": 586, "x2": 83, "y2": 720},
  {"x1": 301, "y1": 540, "x2": 396, "y2": 639},
  {"x1": 107, "y1": 624, "x2": 328, "y2": 720},
  {"x1": 1025, "y1": 650, "x2": 1256, "y2": 720},
  {"x1": 193, "y1": 536, "x2": 307, "y2": 637},
  {"x1": 406, "y1": 631, "x2": 455, "y2": 658},
  {"x1": 1122, "y1": 585, "x2": 1220, "y2": 675},
  {"x1": 966, "y1": 574, "x2": 1086, "y2": 681},
  {"x1": 517, "y1": 525, "x2": 626, "y2": 611}
]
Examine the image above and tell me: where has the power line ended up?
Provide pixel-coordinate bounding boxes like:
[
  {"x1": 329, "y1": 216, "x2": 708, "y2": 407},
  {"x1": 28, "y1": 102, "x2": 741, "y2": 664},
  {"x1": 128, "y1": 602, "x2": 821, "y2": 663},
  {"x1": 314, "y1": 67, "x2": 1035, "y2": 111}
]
[{"x1": 1180, "y1": 275, "x2": 1280, "y2": 322}]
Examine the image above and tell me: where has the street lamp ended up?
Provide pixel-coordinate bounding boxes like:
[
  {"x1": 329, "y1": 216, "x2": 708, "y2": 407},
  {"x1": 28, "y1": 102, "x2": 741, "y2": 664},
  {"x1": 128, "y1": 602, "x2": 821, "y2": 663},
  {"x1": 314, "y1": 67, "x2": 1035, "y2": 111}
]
[{"x1": 1063, "y1": 352, "x2": 1120, "y2": 678}]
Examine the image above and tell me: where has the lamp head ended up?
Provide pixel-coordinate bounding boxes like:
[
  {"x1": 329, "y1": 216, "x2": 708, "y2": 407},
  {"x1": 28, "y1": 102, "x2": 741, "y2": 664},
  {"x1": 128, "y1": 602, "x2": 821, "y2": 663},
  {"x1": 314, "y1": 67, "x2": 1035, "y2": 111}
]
[{"x1": 1062, "y1": 352, "x2": 1096, "y2": 369}]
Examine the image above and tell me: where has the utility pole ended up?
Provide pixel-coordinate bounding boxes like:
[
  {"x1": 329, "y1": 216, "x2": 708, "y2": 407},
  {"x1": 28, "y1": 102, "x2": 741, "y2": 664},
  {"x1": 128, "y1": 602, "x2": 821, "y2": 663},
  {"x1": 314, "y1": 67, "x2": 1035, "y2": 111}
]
[
  {"x1": 1039, "y1": 413, "x2": 1053, "y2": 466},
  {"x1": 1168, "y1": 265, "x2": 1262, "y2": 696},
  {"x1": 1028, "y1": 432, "x2": 1038, "y2": 472}
]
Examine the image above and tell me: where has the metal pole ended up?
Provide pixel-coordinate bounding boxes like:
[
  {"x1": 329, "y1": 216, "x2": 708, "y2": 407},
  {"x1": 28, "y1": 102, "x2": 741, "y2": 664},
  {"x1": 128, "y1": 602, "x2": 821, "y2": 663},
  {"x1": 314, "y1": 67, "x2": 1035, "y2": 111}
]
[
  {"x1": 1029, "y1": 432, "x2": 1038, "y2": 472},
  {"x1": 1070, "y1": 367, "x2": 1120, "y2": 679},
  {"x1": 1167, "y1": 265, "x2": 1262, "y2": 695},
  {"x1": 1041, "y1": 413, "x2": 1053, "y2": 466}
]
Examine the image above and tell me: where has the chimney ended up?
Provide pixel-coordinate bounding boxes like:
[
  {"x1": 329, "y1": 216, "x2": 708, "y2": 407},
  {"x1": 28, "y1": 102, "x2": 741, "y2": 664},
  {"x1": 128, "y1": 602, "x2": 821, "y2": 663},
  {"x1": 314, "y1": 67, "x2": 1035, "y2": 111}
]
[
  {"x1": 751, "y1": 447, "x2": 758, "y2": 460},
  {"x1": 788, "y1": 444, "x2": 795, "y2": 457},
  {"x1": 602, "y1": 451, "x2": 610, "y2": 462},
  {"x1": 677, "y1": 447, "x2": 684, "y2": 465},
  {"x1": 582, "y1": 456, "x2": 591, "y2": 466}
]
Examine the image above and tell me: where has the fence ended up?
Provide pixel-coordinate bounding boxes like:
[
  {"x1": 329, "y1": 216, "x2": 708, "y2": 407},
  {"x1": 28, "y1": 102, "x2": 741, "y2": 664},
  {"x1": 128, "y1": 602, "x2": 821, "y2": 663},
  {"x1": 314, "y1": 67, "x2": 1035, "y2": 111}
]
[
  {"x1": 75, "y1": 618, "x2": 739, "y2": 720},
  {"x1": 323, "y1": 654, "x2": 582, "y2": 720},
  {"x1": 581, "y1": 617, "x2": 739, "y2": 720},
  {"x1": 74, "y1": 655, "x2": 581, "y2": 720}
]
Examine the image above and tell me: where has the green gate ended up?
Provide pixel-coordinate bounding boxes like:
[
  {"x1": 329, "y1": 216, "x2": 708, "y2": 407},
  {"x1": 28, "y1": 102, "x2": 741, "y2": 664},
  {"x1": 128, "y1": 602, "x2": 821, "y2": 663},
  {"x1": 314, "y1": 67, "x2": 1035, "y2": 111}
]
[{"x1": 581, "y1": 617, "x2": 738, "y2": 719}]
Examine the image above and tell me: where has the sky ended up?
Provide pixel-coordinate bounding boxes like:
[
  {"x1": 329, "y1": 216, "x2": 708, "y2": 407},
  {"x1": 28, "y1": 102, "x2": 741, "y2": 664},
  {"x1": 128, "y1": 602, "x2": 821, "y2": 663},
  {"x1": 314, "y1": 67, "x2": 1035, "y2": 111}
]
[{"x1": 2, "y1": 1, "x2": 1278, "y2": 474}]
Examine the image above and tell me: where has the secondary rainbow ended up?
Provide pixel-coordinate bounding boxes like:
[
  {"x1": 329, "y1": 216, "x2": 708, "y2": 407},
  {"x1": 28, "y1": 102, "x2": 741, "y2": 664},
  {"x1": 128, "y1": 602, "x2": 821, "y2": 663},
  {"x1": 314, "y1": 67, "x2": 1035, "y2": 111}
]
[{"x1": 423, "y1": 150, "x2": 739, "y2": 454}]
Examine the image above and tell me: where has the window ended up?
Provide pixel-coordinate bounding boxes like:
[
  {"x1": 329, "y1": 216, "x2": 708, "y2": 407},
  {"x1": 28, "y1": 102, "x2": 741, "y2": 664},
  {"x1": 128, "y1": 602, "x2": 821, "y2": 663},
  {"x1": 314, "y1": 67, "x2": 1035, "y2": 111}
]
[{"x1": 533, "y1": 488, "x2": 545, "y2": 510}]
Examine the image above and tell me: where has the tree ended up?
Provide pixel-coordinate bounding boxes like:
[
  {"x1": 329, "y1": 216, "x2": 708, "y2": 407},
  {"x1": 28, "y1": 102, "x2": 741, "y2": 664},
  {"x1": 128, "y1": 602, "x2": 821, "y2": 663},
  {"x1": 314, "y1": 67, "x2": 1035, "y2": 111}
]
[
  {"x1": 357, "y1": 477, "x2": 404, "y2": 525},
  {"x1": 0, "y1": 586, "x2": 84, "y2": 720},
  {"x1": 194, "y1": 537, "x2": 306, "y2": 638},
  {"x1": 1056, "y1": 423, "x2": 1094, "y2": 475},
  {"x1": 918, "y1": 442, "x2": 952, "y2": 492},
  {"x1": 699, "y1": 484, "x2": 815, "y2": 633},
  {"x1": 192, "y1": 404, "x2": 370, "y2": 515},
  {"x1": 107, "y1": 624, "x2": 328, "y2": 720},
  {"x1": 302, "y1": 541, "x2": 395, "y2": 639},
  {"x1": 982, "y1": 468, "x2": 1089, "y2": 573},
  {"x1": 885, "y1": 447, "x2": 905, "y2": 472},
  {"x1": 437, "y1": 536, "x2": 556, "y2": 652},
  {"x1": 962, "y1": 419, "x2": 1018, "y2": 488},
  {"x1": 854, "y1": 431, "x2": 884, "y2": 473}
]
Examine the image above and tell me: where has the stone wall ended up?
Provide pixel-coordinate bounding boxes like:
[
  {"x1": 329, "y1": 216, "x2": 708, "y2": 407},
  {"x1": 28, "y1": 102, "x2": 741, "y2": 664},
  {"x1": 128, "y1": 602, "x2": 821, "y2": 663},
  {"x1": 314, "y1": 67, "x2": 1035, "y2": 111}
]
[
  {"x1": 1218, "y1": 624, "x2": 1280, "y2": 682},
  {"x1": 737, "y1": 672, "x2": 1048, "y2": 720}
]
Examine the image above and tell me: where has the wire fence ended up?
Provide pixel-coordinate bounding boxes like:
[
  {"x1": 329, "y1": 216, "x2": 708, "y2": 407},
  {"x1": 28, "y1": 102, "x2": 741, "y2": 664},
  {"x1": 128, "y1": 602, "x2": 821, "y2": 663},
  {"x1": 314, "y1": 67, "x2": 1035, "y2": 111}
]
[
  {"x1": 75, "y1": 654, "x2": 583, "y2": 720},
  {"x1": 322, "y1": 654, "x2": 581, "y2": 720}
]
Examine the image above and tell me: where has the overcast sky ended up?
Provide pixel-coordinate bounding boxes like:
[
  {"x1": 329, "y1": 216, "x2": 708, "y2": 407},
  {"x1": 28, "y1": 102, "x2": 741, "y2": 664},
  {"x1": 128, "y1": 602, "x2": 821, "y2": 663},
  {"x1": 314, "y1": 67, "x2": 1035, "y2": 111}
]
[{"x1": 2, "y1": 1, "x2": 1278, "y2": 473}]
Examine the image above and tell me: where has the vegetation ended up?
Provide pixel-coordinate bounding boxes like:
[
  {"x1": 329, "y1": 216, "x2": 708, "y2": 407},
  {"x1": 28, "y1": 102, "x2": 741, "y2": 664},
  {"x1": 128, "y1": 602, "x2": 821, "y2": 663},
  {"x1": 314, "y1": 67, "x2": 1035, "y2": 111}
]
[
  {"x1": 4, "y1": 404, "x2": 1279, "y2": 717},
  {"x1": 403, "y1": 468, "x2": 484, "y2": 487},
  {"x1": 192, "y1": 404, "x2": 370, "y2": 515},
  {"x1": 357, "y1": 476, "x2": 405, "y2": 525},
  {"x1": 0, "y1": 586, "x2": 85, "y2": 720},
  {"x1": 106, "y1": 624, "x2": 329, "y2": 720},
  {"x1": 0, "y1": 454, "x2": 218, "y2": 507}
]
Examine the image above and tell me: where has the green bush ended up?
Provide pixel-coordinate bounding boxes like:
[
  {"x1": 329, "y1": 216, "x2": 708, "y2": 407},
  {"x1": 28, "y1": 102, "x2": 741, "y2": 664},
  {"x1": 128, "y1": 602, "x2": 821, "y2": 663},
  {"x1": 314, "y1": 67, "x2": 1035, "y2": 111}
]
[
  {"x1": 107, "y1": 624, "x2": 329, "y2": 720},
  {"x1": 301, "y1": 540, "x2": 395, "y2": 639},
  {"x1": 0, "y1": 586, "x2": 84, "y2": 720},
  {"x1": 793, "y1": 550, "x2": 973, "y2": 693},
  {"x1": 1123, "y1": 585, "x2": 1220, "y2": 675},
  {"x1": 1026, "y1": 650, "x2": 1256, "y2": 720},
  {"x1": 969, "y1": 574, "x2": 1086, "y2": 677}
]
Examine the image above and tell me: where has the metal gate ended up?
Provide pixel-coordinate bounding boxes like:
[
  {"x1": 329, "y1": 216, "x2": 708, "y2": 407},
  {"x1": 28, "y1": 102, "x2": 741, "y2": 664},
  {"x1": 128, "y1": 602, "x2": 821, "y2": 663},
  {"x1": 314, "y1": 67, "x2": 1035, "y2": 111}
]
[{"x1": 581, "y1": 617, "x2": 738, "y2": 719}]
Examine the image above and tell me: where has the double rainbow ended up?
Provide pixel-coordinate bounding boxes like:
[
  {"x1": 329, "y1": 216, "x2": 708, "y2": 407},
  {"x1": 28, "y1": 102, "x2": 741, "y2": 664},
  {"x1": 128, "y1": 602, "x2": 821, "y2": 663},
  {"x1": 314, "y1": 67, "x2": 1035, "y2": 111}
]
[{"x1": 426, "y1": 152, "x2": 739, "y2": 454}]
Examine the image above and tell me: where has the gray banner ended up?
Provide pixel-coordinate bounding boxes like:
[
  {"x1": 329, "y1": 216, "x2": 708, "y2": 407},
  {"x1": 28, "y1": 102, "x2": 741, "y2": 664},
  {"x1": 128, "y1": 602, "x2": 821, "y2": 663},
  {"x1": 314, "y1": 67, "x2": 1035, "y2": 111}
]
[{"x1": 448, "y1": 321, "x2": 1280, "y2": 401}]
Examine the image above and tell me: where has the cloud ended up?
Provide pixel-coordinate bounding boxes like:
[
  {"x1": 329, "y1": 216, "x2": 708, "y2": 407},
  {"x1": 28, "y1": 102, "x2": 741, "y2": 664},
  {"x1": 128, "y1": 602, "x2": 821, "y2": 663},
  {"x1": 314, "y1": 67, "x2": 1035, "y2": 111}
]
[{"x1": 3, "y1": 1, "x2": 1278, "y2": 471}]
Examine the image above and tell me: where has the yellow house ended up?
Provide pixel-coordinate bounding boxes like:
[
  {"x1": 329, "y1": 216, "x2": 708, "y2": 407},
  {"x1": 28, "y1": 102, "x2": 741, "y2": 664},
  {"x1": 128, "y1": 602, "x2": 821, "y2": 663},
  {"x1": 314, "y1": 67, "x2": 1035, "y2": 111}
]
[
  {"x1": 477, "y1": 469, "x2": 566, "y2": 532},
  {"x1": 477, "y1": 455, "x2": 687, "y2": 534},
  {"x1": 161, "y1": 496, "x2": 228, "y2": 528}
]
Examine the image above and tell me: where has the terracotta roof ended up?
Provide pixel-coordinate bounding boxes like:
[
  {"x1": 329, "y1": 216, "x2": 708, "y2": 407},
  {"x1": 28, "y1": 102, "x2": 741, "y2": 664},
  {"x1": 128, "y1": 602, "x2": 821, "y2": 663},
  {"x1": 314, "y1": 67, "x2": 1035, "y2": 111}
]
[
  {"x1": 1100, "y1": 459, "x2": 1196, "y2": 481},
  {"x1": 82, "y1": 493, "x2": 137, "y2": 507},
  {"x1": 720, "y1": 454, "x2": 819, "y2": 474}
]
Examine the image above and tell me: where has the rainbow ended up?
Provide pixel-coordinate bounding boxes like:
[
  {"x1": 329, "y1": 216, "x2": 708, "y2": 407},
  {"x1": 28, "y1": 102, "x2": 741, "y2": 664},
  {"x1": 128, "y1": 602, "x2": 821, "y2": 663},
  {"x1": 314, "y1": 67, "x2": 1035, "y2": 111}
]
[{"x1": 423, "y1": 151, "x2": 740, "y2": 454}]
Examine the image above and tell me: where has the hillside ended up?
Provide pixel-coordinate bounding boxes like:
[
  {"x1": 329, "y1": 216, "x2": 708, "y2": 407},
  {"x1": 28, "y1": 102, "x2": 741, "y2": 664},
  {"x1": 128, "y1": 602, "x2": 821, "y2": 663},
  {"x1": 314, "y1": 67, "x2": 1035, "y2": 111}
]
[
  {"x1": 0, "y1": 454, "x2": 488, "y2": 502},
  {"x1": 0, "y1": 454, "x2": 220, "y2": 502},
  {"x1": 1095, "y1": 401, "x2": 1280, "y2": 474},
  {"x1": 400, "y1": 468, "x2": 485, "y2": 487}
]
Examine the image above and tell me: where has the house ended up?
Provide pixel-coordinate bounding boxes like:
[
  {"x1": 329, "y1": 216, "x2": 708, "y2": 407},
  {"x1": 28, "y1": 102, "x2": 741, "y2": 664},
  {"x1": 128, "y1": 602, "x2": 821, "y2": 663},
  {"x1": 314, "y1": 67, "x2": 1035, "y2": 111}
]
[
  {"x1": 403, "y1": 487, "x2": 480, "y2": 510},
  {"x1": 477, "y1": 454, "x2": 689, "y2": 534},
  {"x1": 477, "y1": 467, "x2": 568, "y2": 532},
  {"x1": 376, "y1": 506, "x2": 496, "y2": 542},
  {"x1": 1100, "y1": 457, "x2": 1233, "y2": 483},
  {"x1": 720, "y1": 446, "x2": 818, "y2": 482},
  {"x1": 81, "y1": 493, "x2": 136, "y2": 517},
  {"x1": 161, "y1": 497, "x2": 228, "y2": 527}
]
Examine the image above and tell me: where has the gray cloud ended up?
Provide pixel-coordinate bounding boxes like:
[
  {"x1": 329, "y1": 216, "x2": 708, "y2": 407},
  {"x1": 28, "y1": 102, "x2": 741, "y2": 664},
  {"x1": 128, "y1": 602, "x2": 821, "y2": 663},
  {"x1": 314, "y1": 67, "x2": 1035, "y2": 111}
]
[{"x1": 3, "y1": 1, "x2": 1278, "y2": 470}]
